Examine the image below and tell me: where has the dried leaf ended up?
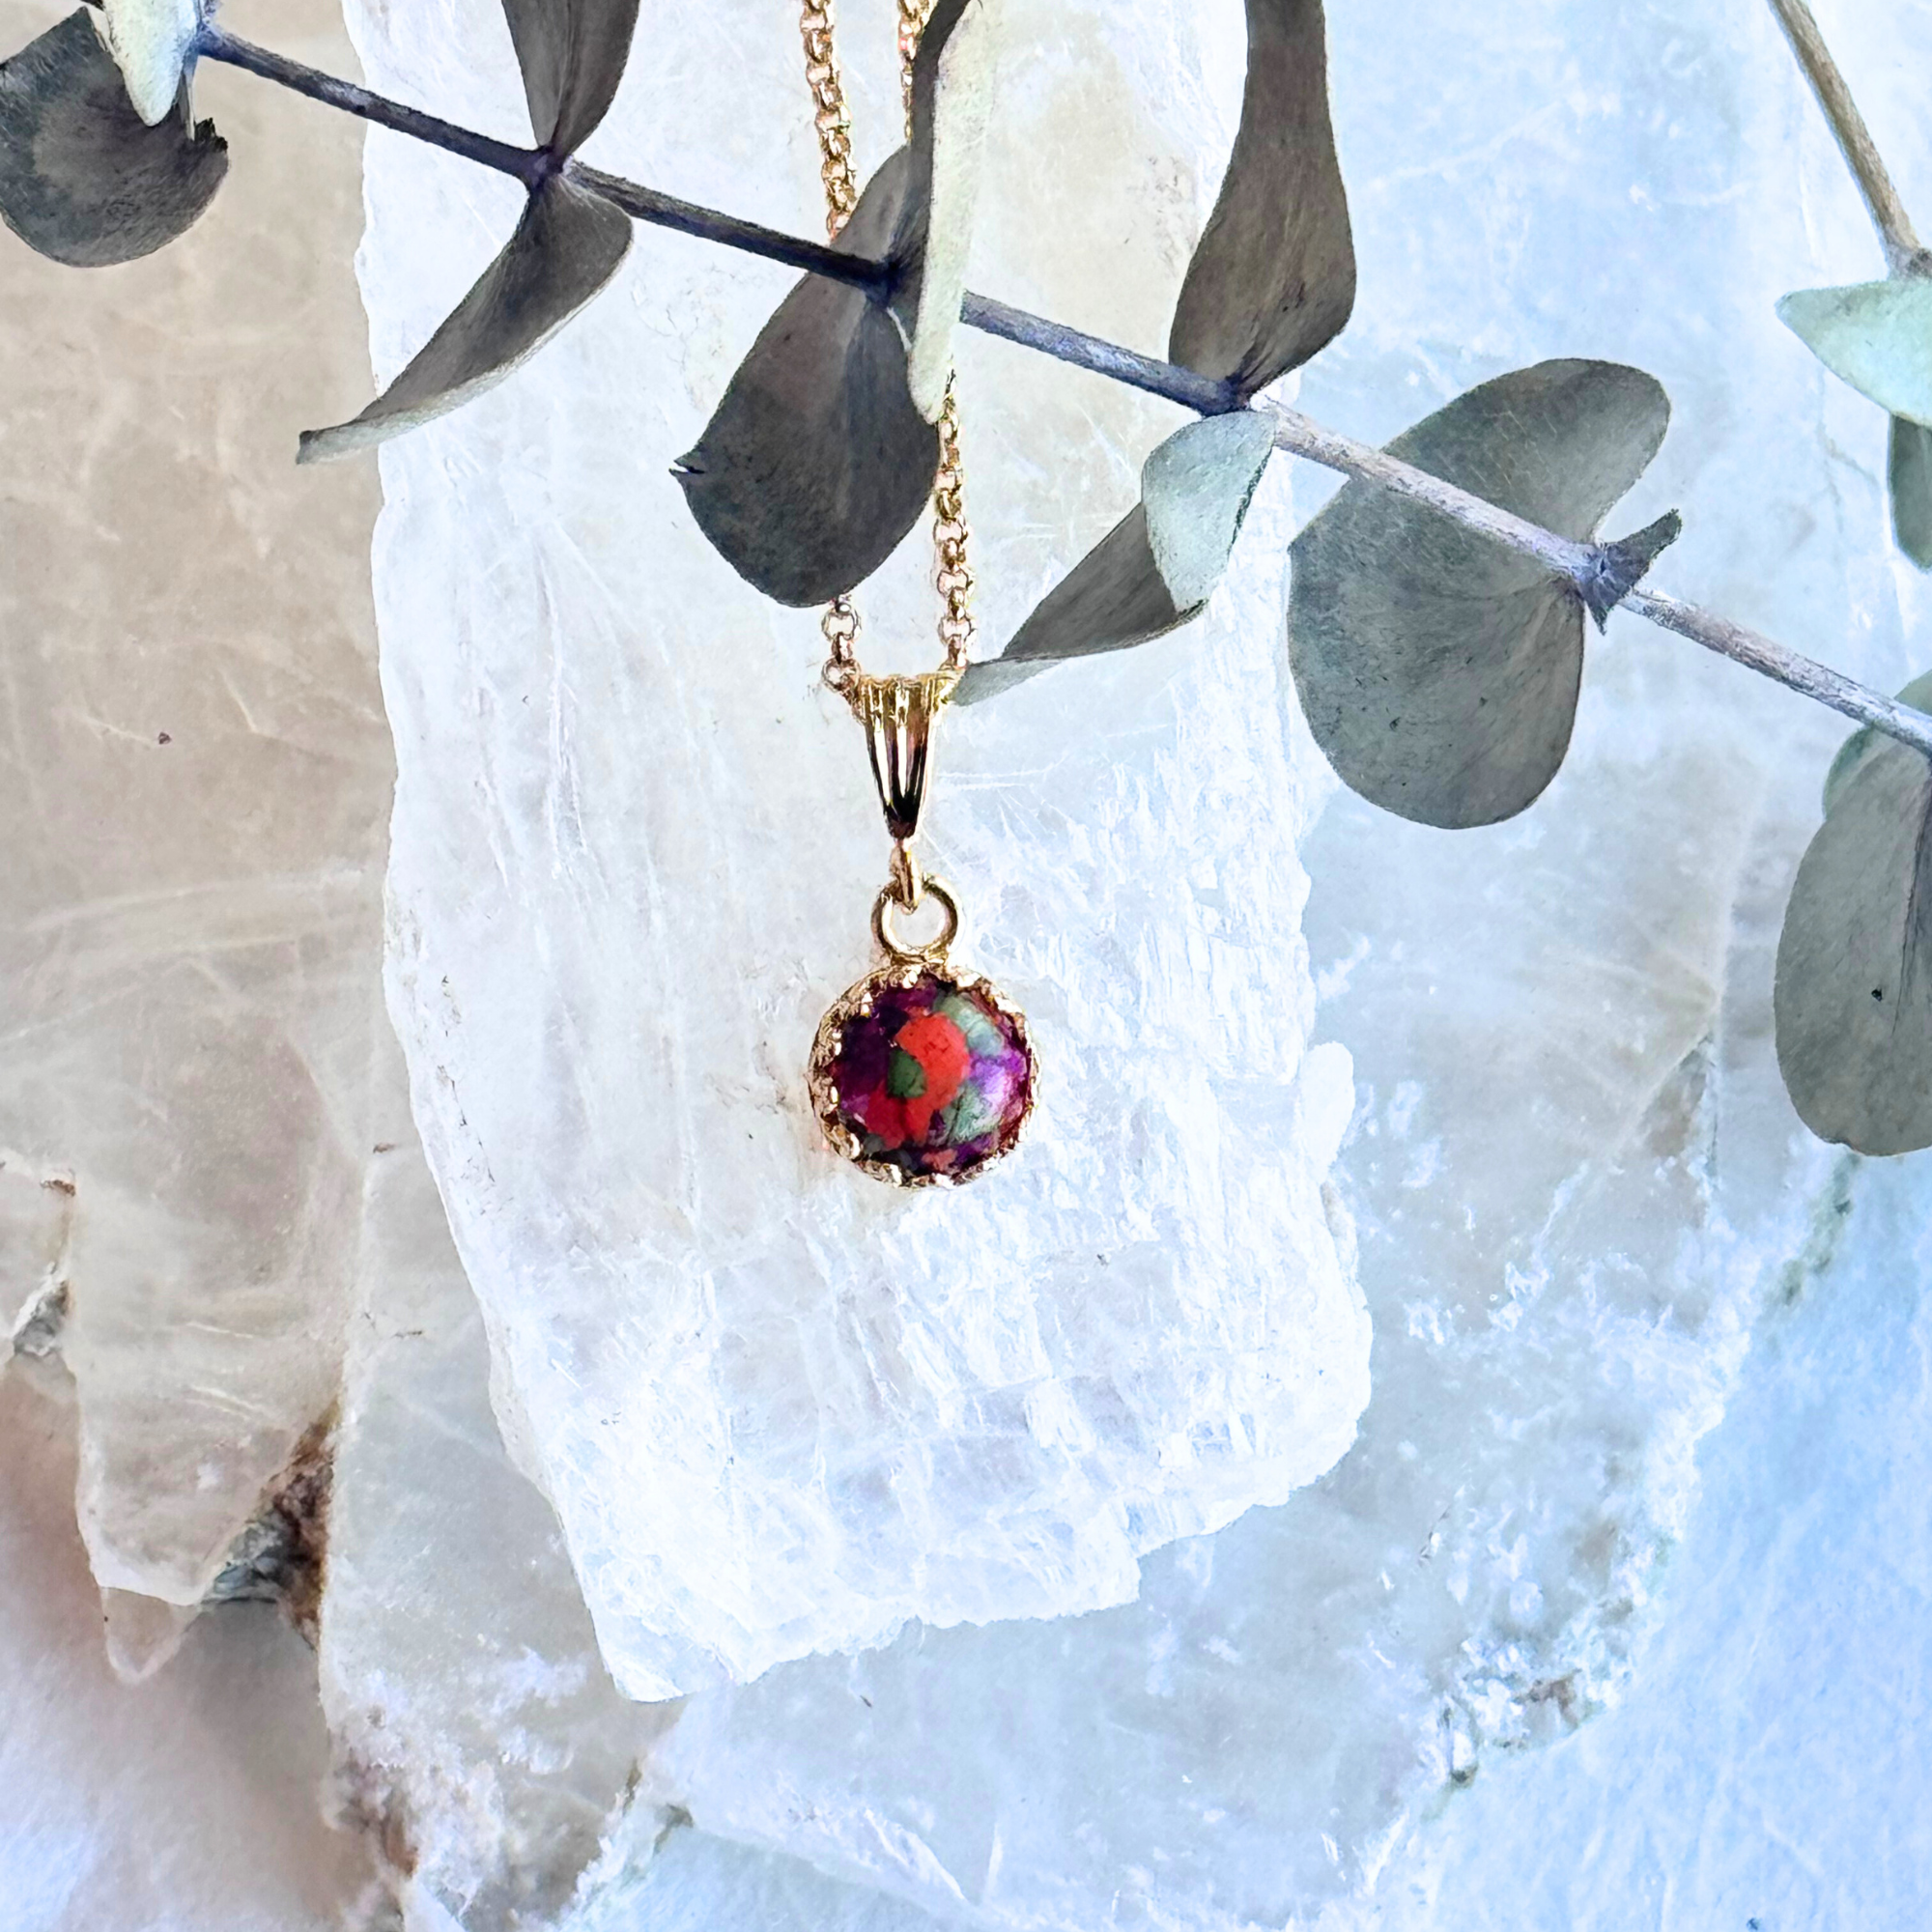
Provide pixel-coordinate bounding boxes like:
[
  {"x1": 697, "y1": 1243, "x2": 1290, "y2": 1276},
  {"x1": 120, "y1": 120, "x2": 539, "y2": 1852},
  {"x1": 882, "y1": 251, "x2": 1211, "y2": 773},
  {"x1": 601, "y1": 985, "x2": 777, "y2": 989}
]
[
  {"x1": 500, "y1": 0, "x2": 639, "y2": 155},
  {"x1": 898, "y1": 0, "x2": 1004, "y2": 422},
  {"x1": 1777, "y1": 277, "x2": 1932, "y2": 428},
  {"x1": 1144, "y1": 411, "x2": 1277, "y2": 606},
  {"x1": 1288, "y1": 359, "x2": 1670, "y2": 829},
  {"x1": 298, "y1": 173, "x2": 630, "y2": 464},
  {"x1": 1776, "y1": 697, "x2": 1932, "y2": 1154},
  {"x1": 1575, "y1": 509, "x2": 1683, "y2": 630},
  {"x1": 675, "y1": 151, "x2": 938, "y2": 608},
  {"x1": 1889, "y1": 415, "x2": 1932, "y2": 571},
  {"x1": 0, "y1": 9, "x2": 225, "y2": 269},
  {"x1": 957, "y1": 509, "x2": 1179, "y2": 705},
  {"x1": 99, "y1": 0, "x2": 198, "y2": 128},
  {"x1": 957, "y1": 412, "x2": 1275, "y2": 704},
  {"x1": 1169, "y1": 0, "x2": 1354, "y2": 398}
]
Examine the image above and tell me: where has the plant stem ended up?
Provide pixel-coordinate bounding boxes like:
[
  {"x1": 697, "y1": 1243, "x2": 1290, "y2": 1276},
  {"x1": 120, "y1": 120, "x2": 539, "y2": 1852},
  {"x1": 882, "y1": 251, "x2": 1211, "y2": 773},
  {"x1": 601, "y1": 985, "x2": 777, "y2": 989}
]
[
  {"x1": 571, "y1": 163, "x2": 889, "y2": 293},
  {"x1": 1628, "y1": 589, "x2": 1932, "y2": 755},
  {"x1": 958, "y1": 293, "x2": 1236, "y2": 414},
  {"x1": 1765, "y1": 0, "x2": 1922, "y2": 272},
  {"x1": 1264, "y1": 407, "x2": 1594, "y2": 581},
  {"x1": 193, "y1": 25, "x2": 1932, "y2": 762},
  {"x1": 197, "y1": 28, "x2": 541, "y2": 185}
]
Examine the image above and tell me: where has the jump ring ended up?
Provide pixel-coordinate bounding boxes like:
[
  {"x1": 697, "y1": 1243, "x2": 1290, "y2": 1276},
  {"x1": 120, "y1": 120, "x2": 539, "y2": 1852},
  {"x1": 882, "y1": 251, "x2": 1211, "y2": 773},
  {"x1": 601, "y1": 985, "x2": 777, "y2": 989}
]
[{"x1": 872, "y1": 877, "x2": 959, "y2": 963}]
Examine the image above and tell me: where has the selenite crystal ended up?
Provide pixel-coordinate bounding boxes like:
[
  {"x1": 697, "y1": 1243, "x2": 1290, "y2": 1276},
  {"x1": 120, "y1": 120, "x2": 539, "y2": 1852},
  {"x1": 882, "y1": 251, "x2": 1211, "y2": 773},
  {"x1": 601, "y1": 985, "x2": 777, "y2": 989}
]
[
  {"x1": 8, "y1": 0, "x2": 1932, "y2": 1923},
  {"x1": 0, "y1": 0, "x2": 387, "y2": 1625},
  {"x1": 0, "y1": 1372, "x2": 380, "y2": 1929},
  {"x1": 350, "y1": 0, "x2": 1369, "y2": 1698},
  {"x1": 340, "y1": 0, "x2": 1932, "y2": 1924},
  {"x1": 318, "y1": 1039, "x2": 679, "y2": 1932}
]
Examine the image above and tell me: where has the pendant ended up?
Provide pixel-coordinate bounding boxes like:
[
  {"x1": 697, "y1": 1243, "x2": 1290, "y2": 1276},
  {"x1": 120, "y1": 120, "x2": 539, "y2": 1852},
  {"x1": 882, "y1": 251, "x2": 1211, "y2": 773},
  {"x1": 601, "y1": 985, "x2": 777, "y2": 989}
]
[{"x1": 810, "y1": 670, "x2": 1037, "y2": 1186}]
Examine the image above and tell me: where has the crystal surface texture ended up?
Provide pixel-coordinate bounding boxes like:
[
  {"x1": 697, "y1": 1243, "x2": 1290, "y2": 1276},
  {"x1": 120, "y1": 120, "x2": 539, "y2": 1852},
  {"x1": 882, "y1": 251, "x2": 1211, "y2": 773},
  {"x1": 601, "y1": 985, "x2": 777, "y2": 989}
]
[
  {"x1": 350, "y1": 0, "x2": 1369, "y2": 1697},
  {"x1": 0, "y1": 0, "x2": 389, "y2": 1620},
  {"x1": 352, "y1": 0, "x2": 1932, "y2": 1923},
  {"x1": 318, "y1": 1038, "x2": 679, "y2": 1932},
  {"x1": 7, "y1": 0, "x2": 1930, "y2": 1923},
  {"x1": 0, "y1": 1371, "x2": 380, "y2": 1930}
]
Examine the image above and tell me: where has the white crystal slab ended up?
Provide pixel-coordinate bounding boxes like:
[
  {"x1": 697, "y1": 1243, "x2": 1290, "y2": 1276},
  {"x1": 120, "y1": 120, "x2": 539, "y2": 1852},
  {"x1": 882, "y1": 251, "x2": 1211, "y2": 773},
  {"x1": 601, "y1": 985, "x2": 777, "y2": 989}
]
[
  {"x1": 353, "y1": 0, "x2": 1371, "y2": 1696},
  {"x1": 319, "y1": 1041, "x2": 677, "y2": 1929}
]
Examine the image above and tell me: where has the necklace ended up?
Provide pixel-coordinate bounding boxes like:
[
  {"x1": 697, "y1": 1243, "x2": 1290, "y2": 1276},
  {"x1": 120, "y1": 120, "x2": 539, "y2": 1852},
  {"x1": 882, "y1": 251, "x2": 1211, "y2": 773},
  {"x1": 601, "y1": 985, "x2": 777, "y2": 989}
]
[{"x1": 800, "y1": 0, "x2": 1037, "y2": 1187}]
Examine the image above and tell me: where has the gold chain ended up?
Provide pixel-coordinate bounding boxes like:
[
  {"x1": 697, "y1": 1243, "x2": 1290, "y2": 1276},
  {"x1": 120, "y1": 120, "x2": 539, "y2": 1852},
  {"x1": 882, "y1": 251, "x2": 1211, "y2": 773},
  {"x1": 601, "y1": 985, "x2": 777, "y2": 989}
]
[
  {"x1": 802, "y1": 0, "x2": 975, "y2": 690},
  {"x1": 895, "y1": 0, "x2": 925, "y2": 131},
  {"x1": 800, "y1": 4, "x2": 861, "y2": 237}
]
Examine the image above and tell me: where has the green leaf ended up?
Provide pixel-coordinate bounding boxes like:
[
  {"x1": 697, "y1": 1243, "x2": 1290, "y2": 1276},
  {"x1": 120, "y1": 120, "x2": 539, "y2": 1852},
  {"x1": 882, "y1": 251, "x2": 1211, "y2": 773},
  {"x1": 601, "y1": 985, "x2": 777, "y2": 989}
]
[
  {"x1": 1169, "y1": 0, "x2": 1354, "y2": 399},
  {"x1": 500, "y1": 0, "x2": 640, "y2": 155},
  {"x1": 298, "y1": 174, "x2": 631, "y2": 463},
  {"x1": 675, "y1": 151, "x2": 939, "y2": 607},
  {"x1": 956, "y1": 412, "x2": 1275, "y2": 705},
  {"x1": 1889, "y1": 415, "x2": 1932, "y2": 570},
  {"x1": 1776, "y1": 708, "x2": 1932, "y2": 1154},
  {"x1": 1777, "y1": 277, "x2": 1932, "y2": 428},
  {"x1": 1287, "y1": 359, "x2": 1671, "y2": 829},
  {"x1": 896, "y1": 0, "x2": 1004, "y2": 422},
  {"x1": 99, "y1": 0, "x2": 198, "y2": 128},
  {"x1": 0, "y1": 9, "x2": 226, "y2": 269}
]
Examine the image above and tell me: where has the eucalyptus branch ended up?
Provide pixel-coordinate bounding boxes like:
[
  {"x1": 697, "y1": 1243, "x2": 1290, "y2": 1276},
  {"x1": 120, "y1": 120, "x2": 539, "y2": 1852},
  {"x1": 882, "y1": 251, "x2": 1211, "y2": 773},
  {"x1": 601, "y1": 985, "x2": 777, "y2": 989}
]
[
  {"x1": 1766, "y1": 0, "x2": 1923, "y2": 272},
  {"x1": 193, "y1": 25, "x2": 1932, "y2": 762},
  {"x1": 198, "y1": 27, "x2": 540, "y2": 185}
]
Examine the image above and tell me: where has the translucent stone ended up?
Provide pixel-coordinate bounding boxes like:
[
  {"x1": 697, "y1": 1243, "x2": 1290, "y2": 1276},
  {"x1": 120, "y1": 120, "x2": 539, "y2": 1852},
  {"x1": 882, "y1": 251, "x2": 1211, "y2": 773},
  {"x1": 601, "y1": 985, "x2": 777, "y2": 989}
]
[
  {"x1": 317, "y1": 1041, "x2": 678, "y2": 1931},
  {"x1": 7, "y1": 0, "x2": 1931, "y2": 1922},
  {"x1": 342, "y1": 0, "x2": 1932, "y2": 1924},
  {"x1": 0, "y1": 0, "x2": 388, "y2": 1624},
  {"x1": 351, "y1": 0, "x2": 1369, "y2": 1697},
  {"x1": 0, "y1": 1372, "x2": 377, "y2": 1927}
]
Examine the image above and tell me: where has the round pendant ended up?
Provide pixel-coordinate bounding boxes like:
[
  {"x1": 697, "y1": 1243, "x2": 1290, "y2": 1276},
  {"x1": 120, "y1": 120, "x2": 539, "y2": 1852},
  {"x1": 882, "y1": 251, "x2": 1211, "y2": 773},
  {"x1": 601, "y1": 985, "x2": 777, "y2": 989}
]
[{"x1": 810, "y1": 961, "x2": 1036, "y2": 1186}]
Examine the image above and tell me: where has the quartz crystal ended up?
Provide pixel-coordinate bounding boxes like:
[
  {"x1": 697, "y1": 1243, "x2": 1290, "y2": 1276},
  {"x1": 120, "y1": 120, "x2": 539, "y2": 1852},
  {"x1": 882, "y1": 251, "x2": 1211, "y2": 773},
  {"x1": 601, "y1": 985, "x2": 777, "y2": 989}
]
[
  {"x1": 352, "y1": 0, "x2": 1370, "y2": 1698},
  {"x1": 0, "y1": 1371, "x2": 379, "y2": 1929},
  {"x1": 7, "y1": 0, "x2": 1932, "y2": 1923}
]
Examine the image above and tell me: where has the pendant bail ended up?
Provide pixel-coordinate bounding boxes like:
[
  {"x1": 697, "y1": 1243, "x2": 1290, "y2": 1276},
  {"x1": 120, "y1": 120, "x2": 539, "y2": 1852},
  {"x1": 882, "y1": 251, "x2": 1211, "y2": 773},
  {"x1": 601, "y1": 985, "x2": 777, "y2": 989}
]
[{"x1": 844, "y1": 668, "x2": 960, "y2": 842}]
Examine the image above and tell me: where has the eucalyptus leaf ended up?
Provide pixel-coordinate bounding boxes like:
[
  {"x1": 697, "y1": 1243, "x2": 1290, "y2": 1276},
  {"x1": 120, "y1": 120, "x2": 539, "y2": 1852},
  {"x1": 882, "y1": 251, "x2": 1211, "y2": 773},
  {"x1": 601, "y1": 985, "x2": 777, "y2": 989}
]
[
  {"x1": 298, "y1": 173, "x2": 630, "y2": 464},
  {"x1": 957, "y1": 412, "x2": 1276, "y2": 705},
  {"x1": 1144, "y1": 411, "x2": 1278, "y2": 607},
  {"x1": 1168, "y1": 0, "x2": 1354, "y2": 398},
  {"x1": 500, "y1": 0, "x2": 639, "y2": 155},
  {"x1": 99, "y1": 0, "x2": 198, "y2": 128},
  {"x1": 1776, "y1": 714, "x2": 1932, "y2": 1154},
  {"x1": 0, "y1": 8, "x2": 225, "y2": 268},
  {"x1": 957, "y1": 509, "x2": 1179, "y2": 704},
  {"x1": 1777, "y1": 278, "x2": 1932, "y2": 428},
  {"x1": 675, "y1": 151, "x2": 938, "y2": 608},
  {"x1": 898, "y1": 0, "x2": 1004, "y2": 422},
  {"x1": 1288, "y1": 359, "x2": 1670, "y2": 829},
  {"x1": 1889, "y1": 415, "x2": 1932, "y2": 570}
]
